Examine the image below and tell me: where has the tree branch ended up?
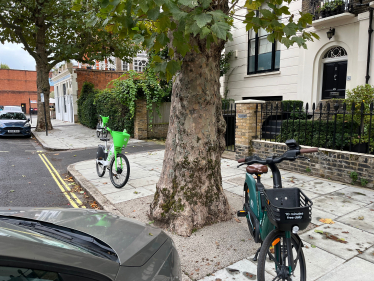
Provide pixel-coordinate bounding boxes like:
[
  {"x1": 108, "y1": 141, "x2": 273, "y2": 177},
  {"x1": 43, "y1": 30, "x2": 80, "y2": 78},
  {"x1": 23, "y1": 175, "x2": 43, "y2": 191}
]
[{"x1": 0, "y1": 13, "x2": 39, "y2": 62}]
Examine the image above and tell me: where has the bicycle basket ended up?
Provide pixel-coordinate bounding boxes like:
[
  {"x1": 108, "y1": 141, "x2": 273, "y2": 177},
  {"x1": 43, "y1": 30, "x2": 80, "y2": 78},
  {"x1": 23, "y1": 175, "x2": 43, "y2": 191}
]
[
  {"x1": 101, "y1": 116, "x2": 109, "y2": 126},
  {"x1": 263, "y1": 188, "x2": 313, "y2": 232},
  {"x1": 111, "y1": 130, "x2": 130, "y2": 150}
]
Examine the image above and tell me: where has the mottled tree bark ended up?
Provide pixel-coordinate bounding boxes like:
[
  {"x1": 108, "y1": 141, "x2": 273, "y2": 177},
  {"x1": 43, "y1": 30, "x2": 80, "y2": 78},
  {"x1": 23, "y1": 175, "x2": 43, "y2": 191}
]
[{"x1": 149, "y1": 36, "x2": 231, "y2": 236}]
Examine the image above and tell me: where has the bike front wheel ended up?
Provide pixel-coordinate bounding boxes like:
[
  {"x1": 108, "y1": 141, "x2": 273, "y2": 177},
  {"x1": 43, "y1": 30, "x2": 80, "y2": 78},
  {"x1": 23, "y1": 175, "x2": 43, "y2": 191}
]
[
  {"x1": 109, "y1": 153, "x2": 130, "y2": 188},
  {"x1": 257, "y1": 229, "x2": 306, "y2": 281}
]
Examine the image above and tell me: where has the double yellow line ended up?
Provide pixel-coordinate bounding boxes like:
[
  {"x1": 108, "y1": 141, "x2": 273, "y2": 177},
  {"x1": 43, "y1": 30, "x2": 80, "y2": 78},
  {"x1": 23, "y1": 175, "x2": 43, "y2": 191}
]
[{"x1": 38, "y1": 153, "x2": 85, "y2": 209}]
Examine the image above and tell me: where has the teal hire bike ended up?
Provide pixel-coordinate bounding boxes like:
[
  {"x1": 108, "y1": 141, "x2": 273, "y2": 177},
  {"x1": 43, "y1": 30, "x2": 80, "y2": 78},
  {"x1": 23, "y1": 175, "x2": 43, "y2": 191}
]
[
  {"x1": 237, "y1": 139, "x2": 318, "y2": 281},
  {"x1": 96, "y1": 125, "x2": 130, "y2": 188}
]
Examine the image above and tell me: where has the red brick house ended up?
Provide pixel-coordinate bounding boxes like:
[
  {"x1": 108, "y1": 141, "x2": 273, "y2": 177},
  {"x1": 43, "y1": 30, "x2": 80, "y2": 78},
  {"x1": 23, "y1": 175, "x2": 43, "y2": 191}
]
[{"x1": 0, "y1": 69, "x2": 54, "y2": 114}]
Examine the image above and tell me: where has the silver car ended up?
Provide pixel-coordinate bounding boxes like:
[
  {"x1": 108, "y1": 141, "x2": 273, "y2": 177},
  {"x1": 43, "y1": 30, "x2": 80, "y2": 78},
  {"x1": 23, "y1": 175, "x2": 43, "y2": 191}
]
[{"x1": 0, "y1": 208, "x2": 181, "y2": 281}]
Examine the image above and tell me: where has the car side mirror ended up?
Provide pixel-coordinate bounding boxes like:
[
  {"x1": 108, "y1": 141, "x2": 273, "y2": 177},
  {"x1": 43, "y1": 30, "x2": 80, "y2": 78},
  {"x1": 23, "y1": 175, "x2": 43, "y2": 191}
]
[{"x1": 27, "y1": 118, "x2": 30, "y2": 122}]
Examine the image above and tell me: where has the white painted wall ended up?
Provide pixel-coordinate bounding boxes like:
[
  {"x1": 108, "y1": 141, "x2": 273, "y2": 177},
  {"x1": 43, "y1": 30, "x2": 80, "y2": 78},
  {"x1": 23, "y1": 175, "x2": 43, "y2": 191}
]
[
  {"x1": 223, "y1": 0, "x2": 303, "y2": 101},
  {"x1": 223, "y1": 2, "x2": 373, "y2": 106}
]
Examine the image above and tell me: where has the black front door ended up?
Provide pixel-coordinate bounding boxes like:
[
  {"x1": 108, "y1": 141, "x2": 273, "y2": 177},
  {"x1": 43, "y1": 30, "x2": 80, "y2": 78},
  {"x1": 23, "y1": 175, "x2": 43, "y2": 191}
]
[
  {"x1": 322, "y1": 61, "x2": 347, "y2": 99},
  {"x1": 21, "y1": 103, "x2": 26, "y2": 113}
]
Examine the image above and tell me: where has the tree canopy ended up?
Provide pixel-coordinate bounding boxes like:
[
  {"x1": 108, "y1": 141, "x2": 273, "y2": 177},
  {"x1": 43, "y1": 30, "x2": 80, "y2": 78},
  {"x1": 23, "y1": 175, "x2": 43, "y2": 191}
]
[
  {"x1": 74, "y1": 0, "x2": 319, "y2": 80},
  {"x1": 0, "y1": 62, "x2": 10, "y2": 69}
]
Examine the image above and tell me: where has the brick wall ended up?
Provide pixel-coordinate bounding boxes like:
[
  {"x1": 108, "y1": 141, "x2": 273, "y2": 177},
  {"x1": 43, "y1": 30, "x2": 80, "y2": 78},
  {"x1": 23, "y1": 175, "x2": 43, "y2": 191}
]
[
  {"x1": 148, "y1": 124, "x2": 168, "y2": 139},
  {"x1": 134, "y1": 99, "x2": 148, "y2": 139},
  {"x1": 0, "y1": 69, "x2": 38, "y2": 114},
  {"x1": 252, "y1": 140, "x2": 374, "y2": 189},
  {"x1": 75, "y1": 69, "x2": 128, "y2": 97}
]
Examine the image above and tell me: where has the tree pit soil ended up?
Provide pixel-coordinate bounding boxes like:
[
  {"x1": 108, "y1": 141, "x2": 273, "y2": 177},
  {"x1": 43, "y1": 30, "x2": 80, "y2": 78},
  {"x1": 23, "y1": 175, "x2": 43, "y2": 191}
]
[{"x1": 115, "y1": 190, "x2": 259, "y2": 280}]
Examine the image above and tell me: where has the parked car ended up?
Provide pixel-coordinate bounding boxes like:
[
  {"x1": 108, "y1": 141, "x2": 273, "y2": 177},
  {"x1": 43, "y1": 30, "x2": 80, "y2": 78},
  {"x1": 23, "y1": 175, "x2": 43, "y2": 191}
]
[
  {"x1": 0, "y1": 111, "x2": 31, "y2": 137},
  {"x1": 0, "y1": 208, "x2": 181, "y2": 281},
  {"x1": 3, "y1": 105, "x2": 23, "y2": 112}
]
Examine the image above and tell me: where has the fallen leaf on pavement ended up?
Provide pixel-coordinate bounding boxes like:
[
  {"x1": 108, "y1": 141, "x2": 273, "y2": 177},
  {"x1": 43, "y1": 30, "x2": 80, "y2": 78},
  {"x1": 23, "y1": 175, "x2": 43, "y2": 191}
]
[
  {"x1": 103, "y1": 182, "x2": 107, "y2": 184},
  {"x1": 149, "y1": 233, "x2": 153, "y2": 236},
  {"x1": 314, "y1": 230, "x2": 324, "y2": 234},
  {"x1": 311, "y1": 244, "x2": 316, "y2": 248},
  {"x1": 305, "y1": 245, "x2": 309, "y2": 248},
  {"x1": 234, "y1": 217, "x2": 241, "y2": 223},
  {"x1": 243, "y1": 272, "x2": 256, "y2": 280},
  {"x1": 356, "y1": 249, "x2": 363, "y2": 254},
  {"x1": 9, "y1": 190, "x2": 15, "y2": 192},
  {"x1": 319, "y1": 218, "x2": 335, "y2": 224},
  {"x1": 358, "y1": 216, "x2": 364, "y2": 220},
  {"x1": 342, "y1": 231, "x2": 349, "y2": 233},
  {"x1": 54, "y1": 153, "x2": 59, "y2": 155}
]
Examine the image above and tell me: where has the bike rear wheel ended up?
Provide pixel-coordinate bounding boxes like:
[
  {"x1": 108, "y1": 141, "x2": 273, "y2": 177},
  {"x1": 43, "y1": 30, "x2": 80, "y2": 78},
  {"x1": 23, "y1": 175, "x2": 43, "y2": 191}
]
[
  {"x1": 257, "y1": 229, "x2": 306, "y2": 281},
  {"x1": 109, "y1": 153, "x2": 130, "y2": 188},
  {"x1": 96, "y1": 160, "x2": 106, "y2": 177}
]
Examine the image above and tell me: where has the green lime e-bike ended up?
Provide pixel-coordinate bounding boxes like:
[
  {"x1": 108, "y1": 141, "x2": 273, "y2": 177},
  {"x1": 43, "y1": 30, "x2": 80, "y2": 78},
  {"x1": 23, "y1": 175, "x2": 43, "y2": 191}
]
[
  {"x1": 237, "y1": 139, "x2": 318, "y2": 281},
  {"x1": 96, "y1": 124, "x2": 131, "y2": 188}
]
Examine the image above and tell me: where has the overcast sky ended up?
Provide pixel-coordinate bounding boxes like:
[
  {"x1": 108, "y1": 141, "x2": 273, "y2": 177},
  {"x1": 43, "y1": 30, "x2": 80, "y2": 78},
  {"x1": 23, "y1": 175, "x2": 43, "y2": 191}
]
[{"x1": 0, "y1": 42, "x2": 36, "y2": 71}]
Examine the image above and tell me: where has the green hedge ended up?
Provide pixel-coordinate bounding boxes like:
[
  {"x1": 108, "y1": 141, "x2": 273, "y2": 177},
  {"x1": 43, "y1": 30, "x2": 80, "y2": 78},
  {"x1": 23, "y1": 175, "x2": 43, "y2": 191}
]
[
  {"x1": 281, "y1": 100, "x2": 303, "y2": 111},
  {"x1": 77, "y1": 82, "x2": 97, "y2": 129},
  {"x1": 277, "y1": 119, "x2": 359, "y2": 149},
  {"x1": 95, "y1": 89, "x2": 134, "y2": 136}
]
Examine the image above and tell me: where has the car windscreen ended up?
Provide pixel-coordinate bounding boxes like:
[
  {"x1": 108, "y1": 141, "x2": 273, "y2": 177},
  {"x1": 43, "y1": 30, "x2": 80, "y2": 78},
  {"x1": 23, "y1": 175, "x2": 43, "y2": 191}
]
[{"x1": 0, "y1": 112, "x2": 27, "y2": 120}]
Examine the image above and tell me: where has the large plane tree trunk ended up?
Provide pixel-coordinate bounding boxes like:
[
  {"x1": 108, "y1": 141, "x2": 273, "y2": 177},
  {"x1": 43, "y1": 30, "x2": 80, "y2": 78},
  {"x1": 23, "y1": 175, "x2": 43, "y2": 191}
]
[
  {"x1": 149, "y1": 36, "x2": 231, "y2": 236},
  {"x1": 35, "y1": 5, "x2": 52, "y2": 132}
]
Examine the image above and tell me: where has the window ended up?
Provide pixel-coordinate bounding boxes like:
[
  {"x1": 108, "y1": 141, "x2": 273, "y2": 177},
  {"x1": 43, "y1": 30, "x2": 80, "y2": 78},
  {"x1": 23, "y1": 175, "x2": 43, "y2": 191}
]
[
  {"x1": 0, "y1": 266, "x2": 60, "y2": 281},
  {"x1": 122, "y1": 61, "x2": 129, "y2": 71},
  {"x1": 133, "y1": 59, "x2": 147, "y2": 72},
  {"x1": 248, "y1": 11, "x2": 280, "y2": 74},
  {"x1": 63, "y1": 83, "x2": 67, "y2": 113}
]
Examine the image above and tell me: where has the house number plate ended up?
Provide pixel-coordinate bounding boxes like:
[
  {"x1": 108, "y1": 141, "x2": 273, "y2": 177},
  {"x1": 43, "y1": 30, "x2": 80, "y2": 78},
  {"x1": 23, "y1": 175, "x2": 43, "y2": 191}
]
[
  {"x1": 238, "y1": 114, "x2": 247, "y2": 118},
  {"x1": 330, "y1": 92, "x2": 339, "y2": 96}
]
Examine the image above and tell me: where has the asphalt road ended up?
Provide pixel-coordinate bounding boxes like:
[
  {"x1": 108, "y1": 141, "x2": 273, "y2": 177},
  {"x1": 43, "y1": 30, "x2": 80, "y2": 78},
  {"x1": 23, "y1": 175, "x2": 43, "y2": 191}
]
[{"x1": 0, "y1": 137, "x2": 164, "y2": 208}]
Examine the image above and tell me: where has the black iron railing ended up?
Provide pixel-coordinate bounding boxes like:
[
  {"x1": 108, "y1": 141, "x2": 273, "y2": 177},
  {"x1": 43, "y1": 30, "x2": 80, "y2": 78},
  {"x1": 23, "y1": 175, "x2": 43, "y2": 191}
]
[
  {"x1": 307, "y1": 0, "x2": 354, "y2": 20},
  {"x1": 260, "y1": 101, "x2": 374, "y2": 154},
  {"x1": 222, "y1": 102, "x2": 236, "y2": 152}
]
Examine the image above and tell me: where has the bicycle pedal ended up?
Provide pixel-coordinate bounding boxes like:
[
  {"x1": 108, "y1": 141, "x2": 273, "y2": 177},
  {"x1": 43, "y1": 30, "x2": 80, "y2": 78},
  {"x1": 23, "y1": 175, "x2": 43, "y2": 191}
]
[{"x1": 237, "y1": 210, "x2": 247, "y2": 217}]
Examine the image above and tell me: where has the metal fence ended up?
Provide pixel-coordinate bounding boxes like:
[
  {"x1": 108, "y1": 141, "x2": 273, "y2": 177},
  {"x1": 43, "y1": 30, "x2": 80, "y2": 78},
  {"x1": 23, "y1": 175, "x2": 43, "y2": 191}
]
[
  {"x1": 260, "y1": 101, "x2": 374, "y2": 154},
  {"x1": 305, "y1": 0, "x2": 354, "y2": 20},
  {"x1": 223, "y1": 103, "x2": 236, "y2": 151}
]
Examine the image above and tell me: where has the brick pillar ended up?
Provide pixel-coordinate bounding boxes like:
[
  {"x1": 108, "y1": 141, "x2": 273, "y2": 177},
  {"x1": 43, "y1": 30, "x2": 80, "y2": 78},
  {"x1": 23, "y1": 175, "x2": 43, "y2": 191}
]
[
  {"x1": 134, "y1": 99, "x2": 148, "y2": 139},
  {"x1": 235, "y1": 100, "x2": 265, "y2": 160}
]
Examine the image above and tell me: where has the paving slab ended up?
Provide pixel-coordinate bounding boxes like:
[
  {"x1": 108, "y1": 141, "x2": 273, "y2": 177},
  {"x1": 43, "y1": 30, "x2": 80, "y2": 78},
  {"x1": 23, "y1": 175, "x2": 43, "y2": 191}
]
[
  {"x1": 358, "y1": 245, "x2": 374, "y2": 263},
  {"x1": 316, "y1": 257, "x2": 374, "y2": 281},
  {"x1": 299, "y1": 180, "x2": 348, "y2": 195},
  {"x1": 332, "y1": 185, "x2": 374, "y2": 205},
  {"x1": 311, "y1": 208, "x2": 338, "y2": 226},
  {"x1": 225, "y1": 175, "x2": 246, "y2": 186},
  {"x1": 337, "y1": 208, "x2": 374, "y2": 234},
  {"x1": 312, "y1": 195, "x2": 367, "y2": 216},
  {"x1": 300, "y1": 221, "x2": 374, "y2": 260},
  {"x1": 127, "y1": 175, "x2": 160, "y2": 188},
  {"x1": 221, "y1": 167, "x2": 246, "y2": 178},
  {"x1": 199, "y1": 258, "x2": 272, "y2": 280},
  {"x1": 91, "y1": 180, "x2": 135, "y2": 195},
  {"x1": 105, "y1": 187, "x2": 154, "y2": 204}
]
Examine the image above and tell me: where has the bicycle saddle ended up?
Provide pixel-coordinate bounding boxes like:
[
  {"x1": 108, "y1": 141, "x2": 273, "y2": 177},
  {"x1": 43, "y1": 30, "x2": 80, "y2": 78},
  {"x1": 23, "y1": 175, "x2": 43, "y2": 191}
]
[
  {"x1": 100, "y1": 138, "x2": 110, "y2": 141},
  {"x1": 246, "y1": 164, "x2": 268, "y2": 174}
]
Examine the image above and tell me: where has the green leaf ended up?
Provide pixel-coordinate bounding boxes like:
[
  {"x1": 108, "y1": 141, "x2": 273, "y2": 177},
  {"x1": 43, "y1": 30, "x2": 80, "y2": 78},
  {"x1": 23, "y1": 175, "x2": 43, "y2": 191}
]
[
  {"x1": 200, "y1": 27, "x2": 210, "y2": 39},
  {"x1": 201, "y1": 0, "x2": 212, "y2": 9},
  {"x1": 207, "y1": 10, "x2": 226, "y2": 22},
  {"x1": 155, "y1": 62, "x2": 168, "y2": 73},
  {"x1": 173, "y1": 31, "x2": 190, "y2": 56},
  {"x1": 154, "y1": 0, "x2": 166, "y2": 5},
  {"x1": 139, "y1": 2, "x2": 149, "y2": 13},
  {"x1": 156, "y1": 33, "x2": 169, "y2": 46},
  {"x1": 152, "y1": 55, "x2": 163, "y2": 63},
  {"x1": 260, "y1": 9, "x2": 273, "y2": 18},
  {"x1": 311, "y1": 244, "x2": 316, "y2": 248},
  {"x1": 211, "y1": 22, "x2": 230, "y2": 40},
  {"x1": 147, "y1": 8, "x2": 160, "y2": 21},
  {"x1": 158, "y1": 15, "x2": 171, "y2": 30},
  {"x1": 194, "y1": 13, "x2": 212, "y2": 28},
  {"x1": 267, "y1": 33, "x2": 276, "y2": 43},
  {"x1": 178, "y1": 0, "x2": 198, "y2": 8},
  {"x1": 314, "y1": 230, "x2": 324, "y2": 234},
  {"x1": 284, "y1": 22, "x2": 297, "y2": 37},
  {"x1": 166, "y1": 60, "x2": 181, "y2": 80},
  {"x1": 187, "y1": 22, "x2": 201, "y2": 36}
]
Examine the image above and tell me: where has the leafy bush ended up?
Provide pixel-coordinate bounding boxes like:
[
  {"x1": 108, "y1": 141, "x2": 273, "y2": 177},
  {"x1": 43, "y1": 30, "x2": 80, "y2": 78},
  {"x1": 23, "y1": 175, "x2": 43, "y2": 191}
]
[
  {"x1": 95, "y1": 89, "x2": 134, "y2": 135},
  {"x1": 77, "y1": 82, "x2": 97, "y2": 129},
  {"x1": 281, "y1": 100, "x2": 306, "y2": 120},
  {"x1": 277, "y1": 119, "x2": 359, "y2": 149}
]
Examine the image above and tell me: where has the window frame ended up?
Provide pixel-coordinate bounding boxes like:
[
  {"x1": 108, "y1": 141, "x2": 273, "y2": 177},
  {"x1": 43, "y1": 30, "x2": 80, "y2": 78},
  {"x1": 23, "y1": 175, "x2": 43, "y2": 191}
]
[{"x1": 247, "y1": 11, "x2": 280, "y2": 75}]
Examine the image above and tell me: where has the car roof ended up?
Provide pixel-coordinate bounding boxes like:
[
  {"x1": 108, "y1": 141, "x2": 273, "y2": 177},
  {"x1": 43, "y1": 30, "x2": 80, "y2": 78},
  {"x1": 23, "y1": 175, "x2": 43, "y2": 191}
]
[{"x1": 3, "y1": 106, "x2": 22, "y2": 112}]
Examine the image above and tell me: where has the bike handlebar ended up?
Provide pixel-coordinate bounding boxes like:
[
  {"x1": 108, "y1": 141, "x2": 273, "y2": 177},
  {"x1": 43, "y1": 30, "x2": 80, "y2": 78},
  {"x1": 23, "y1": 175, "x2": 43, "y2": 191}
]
[
  {"x1": 300, "y1": 148, "x2": 318, "y2": 153},
  {"x1": 237, "y1": 147, "x2": 318, "y2": 167}
]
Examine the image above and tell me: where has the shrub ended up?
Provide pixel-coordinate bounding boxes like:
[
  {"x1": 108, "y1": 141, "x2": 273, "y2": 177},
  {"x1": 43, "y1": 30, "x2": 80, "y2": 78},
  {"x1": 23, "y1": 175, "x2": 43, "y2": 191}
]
[
  {"x1": 281, "y1": 100, "x2": 306, "y2": 120},
  {"x1": 277, "y1": 119, "x2": 359, "y2": 149},
  {"x1": 95, "y1": 89, "x2": 134, "y2": 136},
  {"x1": 77, "y1": 82, "x2": 98, "y2": 129}
]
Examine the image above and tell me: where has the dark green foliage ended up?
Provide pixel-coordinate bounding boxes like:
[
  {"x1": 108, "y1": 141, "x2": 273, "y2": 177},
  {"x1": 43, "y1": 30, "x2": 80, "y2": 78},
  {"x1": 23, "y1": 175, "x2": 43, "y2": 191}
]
[
  {"x1": 277, "y1": 119, "x2": 359, "y2": 149},
  {"x1": 77, "y1": 82, "x2": 97, "y2": 129},
  {"x1": 222, "y1": 98, "x2": 235, "y2": 109},
  {"x1": 281, "y1": 100, "x2": 306, "y2": 120},
  {"x1": 95, "y1": 89, "x2": 134, "y2": 136},
  {"x1": 220, "y1": 50, "x2": 234, "y2": 77}
]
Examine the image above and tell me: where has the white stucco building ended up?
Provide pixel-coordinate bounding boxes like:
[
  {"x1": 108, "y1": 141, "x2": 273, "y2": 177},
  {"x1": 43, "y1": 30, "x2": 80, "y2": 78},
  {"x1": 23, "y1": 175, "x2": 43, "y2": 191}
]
[{"x1": 223, "y1": 0, "x2": 374, "y2": 105}]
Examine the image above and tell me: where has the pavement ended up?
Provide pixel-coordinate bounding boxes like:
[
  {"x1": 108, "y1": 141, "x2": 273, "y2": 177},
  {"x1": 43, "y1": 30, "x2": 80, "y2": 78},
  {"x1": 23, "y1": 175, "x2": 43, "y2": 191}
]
[{"x1": 32, "y1": 117, "x2": 374, "y2": 281}]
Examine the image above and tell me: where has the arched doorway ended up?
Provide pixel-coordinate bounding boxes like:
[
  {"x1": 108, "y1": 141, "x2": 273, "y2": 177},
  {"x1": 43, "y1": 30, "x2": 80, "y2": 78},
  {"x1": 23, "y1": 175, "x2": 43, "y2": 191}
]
[{"x1": 321, "y1": 46, "x2": 348, "y2": 100}]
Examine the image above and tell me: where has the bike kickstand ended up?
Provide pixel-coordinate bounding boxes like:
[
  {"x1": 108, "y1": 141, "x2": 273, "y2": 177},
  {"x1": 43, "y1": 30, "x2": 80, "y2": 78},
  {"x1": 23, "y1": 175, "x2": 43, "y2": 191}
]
[{"x1": 253, "y1": 246, "x2": 261, "y2": 261}]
